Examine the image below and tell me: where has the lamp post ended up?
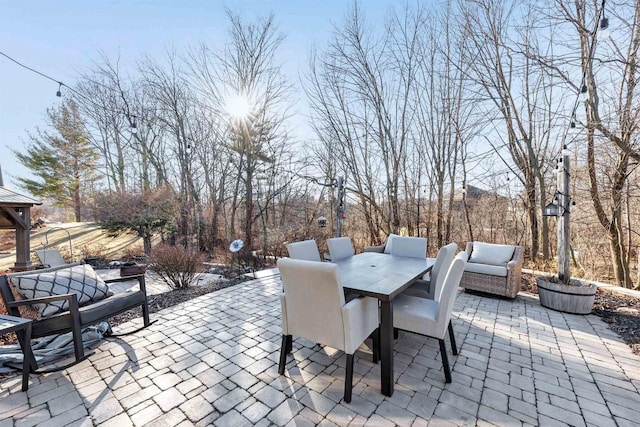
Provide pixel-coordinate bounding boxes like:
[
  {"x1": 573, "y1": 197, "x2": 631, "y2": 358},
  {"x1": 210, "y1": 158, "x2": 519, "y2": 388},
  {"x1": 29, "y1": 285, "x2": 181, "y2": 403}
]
[
  {"x1": 316, "y1": 176, "x2": 345, "y2": 238},
  {"x1": 557, "y1": 147, "x2": 571, "y2": 283}
]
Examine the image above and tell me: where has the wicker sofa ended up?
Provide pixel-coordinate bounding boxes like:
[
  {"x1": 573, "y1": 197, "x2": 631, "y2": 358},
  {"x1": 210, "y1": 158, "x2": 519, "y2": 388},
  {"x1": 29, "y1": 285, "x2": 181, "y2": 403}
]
[{"x1": 460, "y1": 242, "x2": 524, "y2": 298}]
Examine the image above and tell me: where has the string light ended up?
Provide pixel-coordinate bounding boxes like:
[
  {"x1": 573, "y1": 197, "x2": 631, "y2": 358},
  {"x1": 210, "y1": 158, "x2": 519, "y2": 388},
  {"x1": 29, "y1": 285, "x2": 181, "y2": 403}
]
[
  {"x1": 130, "y1": 115, "x2": 138, "y2": 134},
  {"x1": 1, "y1": 50, "x2": 139, "y2": 132}
]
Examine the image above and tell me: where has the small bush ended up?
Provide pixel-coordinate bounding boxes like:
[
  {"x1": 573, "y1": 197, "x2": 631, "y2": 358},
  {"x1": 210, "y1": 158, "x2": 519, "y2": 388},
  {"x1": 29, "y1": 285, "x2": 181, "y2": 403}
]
[
  {"x1": 79, "y1": 243, "x2": 108, "y2": 260},
  {"x1": 123, "y1": 244, "x2": 146, "y2": 262},
  {"x1": 149, "y1": 244, "x2": 205, "y2": 289}
]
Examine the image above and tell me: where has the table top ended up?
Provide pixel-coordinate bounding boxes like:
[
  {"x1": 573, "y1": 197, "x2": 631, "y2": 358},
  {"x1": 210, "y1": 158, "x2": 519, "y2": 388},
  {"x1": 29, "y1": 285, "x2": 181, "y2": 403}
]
[
  {"x1": 0, "y1": 314, "x2": 32, "y2": 333},
  {"x1": 333, "y1": 252, "x2": 435, "y2": 301}
]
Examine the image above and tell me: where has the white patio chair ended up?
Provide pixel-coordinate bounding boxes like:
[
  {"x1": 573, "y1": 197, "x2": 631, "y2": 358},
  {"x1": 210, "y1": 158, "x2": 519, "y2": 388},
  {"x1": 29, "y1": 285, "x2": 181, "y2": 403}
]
[
  {"x1": 403, "y1": 243, "x2": 458, "y2": 300},
  {"x1": 277, "y1": 258, "x2": 379, "y2": 403},
  {"x1": 392, "y1": 251, "x2": 467, "y2": 383},
  {"x1": 34, "y1": 249, "x2": 68, "y2": 267},
  {"x1": 387, "y1": 236, "x2": 427, "y2": 259},
  {"x1": 286, "y1": 240, "x2": 321, "y2": 262},
  {"x1": 327, "y1": 237, "x2": 355, "y2": 261}
]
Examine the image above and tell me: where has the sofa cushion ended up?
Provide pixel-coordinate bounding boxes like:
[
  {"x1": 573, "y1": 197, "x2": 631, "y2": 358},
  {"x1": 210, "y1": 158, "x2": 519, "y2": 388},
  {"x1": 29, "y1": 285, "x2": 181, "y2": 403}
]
[
  {"x1": 384, "y1": 234, "x2": 400, "y2": 254},
  {"x1": 469, "y1": 242, "x2": 514, "y2": 266},
  {"x1": 9, "y1": 264, "x2": 112, "y2": 318},
  {"x1": 464, "y1": 263, "x2": 508, "y2": 277}
]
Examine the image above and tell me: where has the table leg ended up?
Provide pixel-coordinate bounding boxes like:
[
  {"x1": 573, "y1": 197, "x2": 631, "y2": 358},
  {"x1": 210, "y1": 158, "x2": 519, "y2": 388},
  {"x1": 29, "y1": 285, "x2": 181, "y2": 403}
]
[
  {"x1": 380, "y1": 300, "x2": 394, "y2": 396},
  {"x1": 21, "y1": 323, "x2": 32, "y2": 392}
]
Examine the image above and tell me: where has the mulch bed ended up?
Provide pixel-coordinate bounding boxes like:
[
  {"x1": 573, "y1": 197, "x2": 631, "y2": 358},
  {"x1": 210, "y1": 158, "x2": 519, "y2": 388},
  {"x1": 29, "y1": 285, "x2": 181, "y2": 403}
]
[{"x1": 521, "y1": 272, "x2": 640, "y2": 355}]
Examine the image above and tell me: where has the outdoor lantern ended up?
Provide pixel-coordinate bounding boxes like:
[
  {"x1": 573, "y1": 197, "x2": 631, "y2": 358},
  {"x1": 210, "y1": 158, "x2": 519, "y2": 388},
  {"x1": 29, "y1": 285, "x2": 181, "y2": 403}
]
[
  {"x1": 543, "y1": 202, "x2": 559, "y2": 217},
  {"x1": 317, "y1": 215, "x2": 327, "y2": 228}
]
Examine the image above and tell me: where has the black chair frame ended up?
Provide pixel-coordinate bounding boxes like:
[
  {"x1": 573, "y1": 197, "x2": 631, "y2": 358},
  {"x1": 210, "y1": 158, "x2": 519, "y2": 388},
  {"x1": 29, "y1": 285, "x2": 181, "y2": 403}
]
[{"x1": 0, "y1": 269, "x2": 153, "y2": 372}]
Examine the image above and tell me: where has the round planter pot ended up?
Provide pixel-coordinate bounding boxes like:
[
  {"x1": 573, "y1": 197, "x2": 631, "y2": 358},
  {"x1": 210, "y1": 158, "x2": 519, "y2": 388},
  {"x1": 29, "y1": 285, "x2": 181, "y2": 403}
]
[{"x1": 536, "y1": 276, "x2": 597, "y2": 314}]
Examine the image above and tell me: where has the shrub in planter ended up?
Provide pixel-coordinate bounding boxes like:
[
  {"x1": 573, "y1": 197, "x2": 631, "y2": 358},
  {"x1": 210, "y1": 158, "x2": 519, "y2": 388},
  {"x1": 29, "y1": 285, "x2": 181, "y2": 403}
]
[{"x1": 149, "y1": 244, "x2": 205, "y2": 289}]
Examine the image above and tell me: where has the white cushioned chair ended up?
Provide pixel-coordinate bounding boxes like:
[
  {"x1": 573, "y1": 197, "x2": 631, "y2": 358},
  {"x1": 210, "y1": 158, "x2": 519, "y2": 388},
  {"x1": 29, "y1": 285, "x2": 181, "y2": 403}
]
[
  {"x1": 327, "y1": 237, "x2": 355, "y2": 261},
  {"x1": 403, "y1": 242, "x2": 457, "y2": 300},
  {"x1": 364, "y1": 234, "x2": 428, "y2": 258},
  {"x1": 277, "y1": 258, "x2": 379, "y2": 403},
  {"x1": 460, "y1": 242, "x2": 524, "y2": 298},
  {"x1": 387, "y1": 236, "x2": 427, "y2": 258},
  {"x1": 392, "y1": 251, "x2": 467, "y2": 383},
  {"x1": 286, "y1": 240, "x2": 321, "y2": 262}
]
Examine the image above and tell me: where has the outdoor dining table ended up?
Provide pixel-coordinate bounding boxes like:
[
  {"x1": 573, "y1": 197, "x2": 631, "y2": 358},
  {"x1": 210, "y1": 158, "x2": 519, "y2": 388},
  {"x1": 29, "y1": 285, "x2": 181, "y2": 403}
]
[{"x1": 333, "y1": 252, "x2": 435, "y2": 397}]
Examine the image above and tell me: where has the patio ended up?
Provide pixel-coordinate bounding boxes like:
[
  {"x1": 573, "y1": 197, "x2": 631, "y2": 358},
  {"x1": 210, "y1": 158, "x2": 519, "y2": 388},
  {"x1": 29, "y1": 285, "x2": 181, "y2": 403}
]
[{"x1": 1, "y1": 274, "x2": 639, "y2": 427}]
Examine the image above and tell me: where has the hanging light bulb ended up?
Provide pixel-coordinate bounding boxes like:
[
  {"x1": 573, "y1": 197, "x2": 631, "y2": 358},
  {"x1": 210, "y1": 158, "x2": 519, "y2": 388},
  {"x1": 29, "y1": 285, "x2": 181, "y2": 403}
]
[
  {"x1": 186, "y1": 143, "x2": 192, "y2": 155},
  {"x1": 599, "y1": 14, "x2": 610, "y2": 40},
  {"x1": 579, "y1": 83, "x2": 588, "y2": 99},
  {"x1": 570, "y1": 120, "x2": 576, "y2": 128},
  {"x1": 130, "y1": 115, "x2": 138, "y2": 134},
  {"x1": 56, "y1": 82, "x2": 62, "y2": 97},
  {"x1": 562, "y1": 144, "x2": 571, "y2": 157}
]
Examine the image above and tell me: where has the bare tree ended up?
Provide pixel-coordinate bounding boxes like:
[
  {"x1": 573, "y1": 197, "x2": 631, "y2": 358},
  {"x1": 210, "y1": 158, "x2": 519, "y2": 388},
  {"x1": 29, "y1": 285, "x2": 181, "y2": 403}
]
[{"x1": 460, "y1": 0, "x2": 560, "y2": 260}]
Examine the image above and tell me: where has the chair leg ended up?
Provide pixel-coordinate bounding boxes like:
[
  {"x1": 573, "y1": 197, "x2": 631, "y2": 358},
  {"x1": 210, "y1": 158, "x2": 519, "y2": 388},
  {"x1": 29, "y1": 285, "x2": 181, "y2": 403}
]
[
  {"x1": 278, "y1": 335, "x2": 291, "y2": 375},
  {"x1": 371, "y1": 328, "x2": 380, "y2": 364},
  {"x1": 286, "y1": 336, "x2": 293, "y2": 353},
  {"x1": 448, "y1": 321, "x2": 458, "y2": 356},
  {"x1": 69, "y1": 298, "x2": 85, "y2": 362},
  {"x1": 344, "y1": 353, "x2": 354, "y2": 403},
  {"x1": 394, "y1": 328, "x2": 399, "y2": 340},
  {"x1": 438, "y1": 339, "x2": 452, "y2": 383}
]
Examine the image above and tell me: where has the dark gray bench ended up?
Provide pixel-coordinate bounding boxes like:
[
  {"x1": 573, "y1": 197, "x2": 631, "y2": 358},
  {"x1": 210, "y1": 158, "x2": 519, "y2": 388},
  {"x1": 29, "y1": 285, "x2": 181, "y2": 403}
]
[{"x1": 0, "y1": 263, "x2": 152, "y2": 371}]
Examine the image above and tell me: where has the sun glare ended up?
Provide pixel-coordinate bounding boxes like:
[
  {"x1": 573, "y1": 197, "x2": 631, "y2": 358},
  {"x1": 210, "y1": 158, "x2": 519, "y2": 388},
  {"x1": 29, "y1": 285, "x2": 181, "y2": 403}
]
[{"x1": 226, "y1": 93, "x2": 252, "y2": 121}]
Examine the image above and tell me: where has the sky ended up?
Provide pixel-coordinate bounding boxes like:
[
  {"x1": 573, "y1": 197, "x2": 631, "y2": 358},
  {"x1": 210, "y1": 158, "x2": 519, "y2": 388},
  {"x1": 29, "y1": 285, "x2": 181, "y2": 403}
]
[{"x1": 0, "y1": 0, "x2": 394, "y2": 191}]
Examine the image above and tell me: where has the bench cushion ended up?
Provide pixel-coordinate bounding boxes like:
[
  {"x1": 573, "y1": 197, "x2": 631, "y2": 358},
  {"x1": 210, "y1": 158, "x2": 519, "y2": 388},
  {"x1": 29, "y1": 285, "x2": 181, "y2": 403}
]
[
  {"x1": 464, "y1": 263, "x2": 508, "y2": 277},
  {"x1": 469, "y1": 242, "x2": 514, "y2": 266},
  {"x1": 9, "y1": 264, "x2": 112, "y2": 318},
  {"x1": 31, "y1": 291, "x2": 146, "y2": 337}
]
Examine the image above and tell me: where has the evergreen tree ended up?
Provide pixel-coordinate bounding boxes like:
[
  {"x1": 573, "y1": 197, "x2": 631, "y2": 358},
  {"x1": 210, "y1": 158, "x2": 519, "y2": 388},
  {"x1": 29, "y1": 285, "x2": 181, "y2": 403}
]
[{"x1": 13, "y1": 99, "x2": 98, "y2": 221}]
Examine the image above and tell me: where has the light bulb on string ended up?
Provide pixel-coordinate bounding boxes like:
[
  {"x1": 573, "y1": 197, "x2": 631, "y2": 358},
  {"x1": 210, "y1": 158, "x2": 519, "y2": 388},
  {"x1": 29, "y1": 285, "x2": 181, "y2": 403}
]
[
  {"x1": 56, "y1": 82, "x2": 62, "y2": 97},
  {"x1": 562, "y1": 144, "x2": 571, "y2": 157},
  {"x1": 186, "y1": 143, "x2": 192, "y2": 155},
  {"x1": 599, "y1": 19, "x2": 610, "y2": 39},
  {"x1": 579, "y1": 83, "x2": 588, "y2": 99},
  {"x1": 130, "y1": 115, "x2": 138, "y2": 134}
]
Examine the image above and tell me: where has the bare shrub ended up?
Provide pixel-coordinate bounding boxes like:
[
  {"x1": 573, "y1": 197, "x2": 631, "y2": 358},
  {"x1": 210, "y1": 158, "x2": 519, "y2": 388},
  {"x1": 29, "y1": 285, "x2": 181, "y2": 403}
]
[
  {"x1": 149, "y1": 244, "x2": 205, "y2": 289},
  {"x1": 122, "y1": 244, "x2": 146, "y2": 261},
  {"x1": 79, "y1": 243, "x2": 108, "y2": 259}
]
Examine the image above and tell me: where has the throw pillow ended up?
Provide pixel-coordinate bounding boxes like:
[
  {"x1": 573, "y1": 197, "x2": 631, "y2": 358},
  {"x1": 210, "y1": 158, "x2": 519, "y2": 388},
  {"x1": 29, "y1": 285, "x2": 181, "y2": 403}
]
[
  {"x1": 9, "y1": 264, "x2": 112, "y2": 318},
  {"x1": 469, "y1": 242, "x2": 515, "y2": 266}
]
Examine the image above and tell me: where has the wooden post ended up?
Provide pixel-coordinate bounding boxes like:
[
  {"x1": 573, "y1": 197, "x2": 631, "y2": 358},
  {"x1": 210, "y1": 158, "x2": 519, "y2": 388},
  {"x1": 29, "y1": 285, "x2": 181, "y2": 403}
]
[
  {"x1": 557, "y1": 151, "x2": 571, "y2": 283},
  {"x1": 14, "y1": 207, "x2": 33, "y2": 271},
  {"x1": 336, "y1": 176, "x2": 344, "y2": 238}
]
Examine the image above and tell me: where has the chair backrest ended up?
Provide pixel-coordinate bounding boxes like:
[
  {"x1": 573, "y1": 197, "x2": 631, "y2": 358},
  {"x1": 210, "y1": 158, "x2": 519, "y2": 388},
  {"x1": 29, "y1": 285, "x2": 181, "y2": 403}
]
[
  {"x1": 286, "y1": 240, "x2": 321, "y2": 262},
  {"x1": 277, "y1": 258, "x2": 347, "y2": 351},
  {"x1": 327, "y1": 237, "x2": 355, "y2": 261},
  {"x1": 435, "y1": 251, "x2": 467, "y2": 334},
  {"x1": 388, "y1": 236, "x2": 427, "y2": 259},
  {"x1": 0, "y1": 275, "x2": 20, "y2": 318},
  {"x1": 430, "y1": 243, "x2": 458, "y2": 297},
  {"x1": 34, "y1": 249, "x2": 67, "y2": 267}
]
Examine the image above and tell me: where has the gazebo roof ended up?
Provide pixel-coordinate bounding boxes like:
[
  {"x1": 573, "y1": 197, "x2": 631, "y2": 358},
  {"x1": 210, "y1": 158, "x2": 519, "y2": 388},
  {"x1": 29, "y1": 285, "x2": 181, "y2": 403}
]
[{"x1": 0, "y1": 187, "x2": 42, "y2": 207}]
